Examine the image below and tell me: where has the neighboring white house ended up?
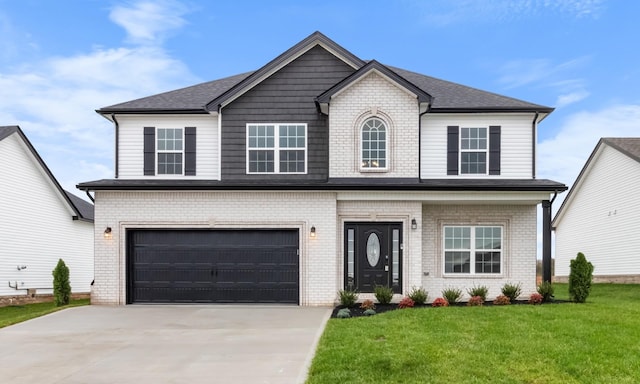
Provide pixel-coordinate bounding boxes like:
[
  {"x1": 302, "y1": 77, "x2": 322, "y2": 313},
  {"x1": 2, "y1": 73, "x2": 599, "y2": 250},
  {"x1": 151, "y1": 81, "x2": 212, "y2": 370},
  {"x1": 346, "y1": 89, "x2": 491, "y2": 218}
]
[
  {"x1": 78, "y1": 32, "x2": 566, "y2": 306},
  {"x1": 0, "y1": 126, "x2": 94, "y2": 299},
  {"x1": 553, "y1": 138, "x2": 640, "y2": 282}
]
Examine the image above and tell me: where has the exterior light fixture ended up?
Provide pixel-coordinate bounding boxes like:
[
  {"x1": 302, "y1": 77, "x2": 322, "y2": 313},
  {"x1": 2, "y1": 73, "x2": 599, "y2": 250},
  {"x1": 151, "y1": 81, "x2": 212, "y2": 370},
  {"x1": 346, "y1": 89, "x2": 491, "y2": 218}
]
[
  {"x1": 104, "y1": 227, "x2": 113, "y2": 240},
  {"x1": 411, "y1": 218, "x2": 417, "y2": 230},
  {"x1": 310, "y1": 226, "x2": 316, "y2": 238}
]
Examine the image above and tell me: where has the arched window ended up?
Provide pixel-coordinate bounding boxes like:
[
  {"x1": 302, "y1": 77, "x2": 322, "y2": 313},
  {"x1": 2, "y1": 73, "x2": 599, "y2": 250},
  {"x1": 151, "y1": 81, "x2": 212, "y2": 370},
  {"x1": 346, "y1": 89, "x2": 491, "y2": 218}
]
[{"x1": 361, "y1": 118, "x2": 387, "y2": 169}]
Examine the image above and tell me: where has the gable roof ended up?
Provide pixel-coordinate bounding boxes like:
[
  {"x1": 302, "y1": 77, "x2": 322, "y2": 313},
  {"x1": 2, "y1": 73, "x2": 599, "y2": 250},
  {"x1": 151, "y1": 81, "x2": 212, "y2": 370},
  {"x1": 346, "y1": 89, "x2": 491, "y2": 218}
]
[
  {"x1": 0, "y1": 125, "x2": 94, "y2": 222},
  {"x1": 552, "y1": 137, "x2": 640, "y2": 227},
  {"x1": 97, "y1": 32, "x2": 552, "y2": 115}
]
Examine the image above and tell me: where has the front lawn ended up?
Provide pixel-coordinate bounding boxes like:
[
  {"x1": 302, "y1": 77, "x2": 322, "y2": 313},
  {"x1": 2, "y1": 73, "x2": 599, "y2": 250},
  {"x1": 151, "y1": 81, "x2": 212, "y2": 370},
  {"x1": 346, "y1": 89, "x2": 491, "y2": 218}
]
[
  {"x1": 307, "y1": 284, "x2": 640, "y2": 383},
  {"x1": 0, "y1": 299, "x2": 90, "y2": 328}
]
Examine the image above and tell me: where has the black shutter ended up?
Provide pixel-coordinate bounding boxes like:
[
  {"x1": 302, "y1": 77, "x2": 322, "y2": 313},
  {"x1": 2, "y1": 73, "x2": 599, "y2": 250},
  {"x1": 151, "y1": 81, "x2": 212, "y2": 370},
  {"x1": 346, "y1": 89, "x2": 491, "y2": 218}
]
[
  {"x1": 447, "y1": 126, "x2": 459, "y2": 175},
  {"x1": 143, "y1": 127, "x2": 155, "y2": 176},
  {"x1": 489, "y1": 126, "x2": 501, "y2": 175},
  {"x1": 184, "y1": 127, "x2": 196, "y2": 176}
]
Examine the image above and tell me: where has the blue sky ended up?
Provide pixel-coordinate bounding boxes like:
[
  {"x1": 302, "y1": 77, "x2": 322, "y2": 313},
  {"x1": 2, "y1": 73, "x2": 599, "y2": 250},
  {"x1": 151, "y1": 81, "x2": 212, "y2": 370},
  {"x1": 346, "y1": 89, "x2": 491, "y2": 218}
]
[{"x1": 0, "y1": 0, "x2": 638, "y2": 208}]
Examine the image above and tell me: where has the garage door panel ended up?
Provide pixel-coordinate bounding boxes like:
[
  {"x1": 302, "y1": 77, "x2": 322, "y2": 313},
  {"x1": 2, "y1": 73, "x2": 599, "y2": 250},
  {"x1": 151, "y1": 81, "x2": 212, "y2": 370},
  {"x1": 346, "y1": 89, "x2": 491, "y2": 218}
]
[{"x1": 128, "y1": 229, "x2": 299, "y2": 304}]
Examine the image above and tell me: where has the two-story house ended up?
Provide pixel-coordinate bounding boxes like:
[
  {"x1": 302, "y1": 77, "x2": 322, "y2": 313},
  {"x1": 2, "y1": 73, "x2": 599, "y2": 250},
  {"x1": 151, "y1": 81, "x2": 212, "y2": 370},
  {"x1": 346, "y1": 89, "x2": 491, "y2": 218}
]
[{"x1": 78, "y1": 32, "x2": 566, "y2": 305}]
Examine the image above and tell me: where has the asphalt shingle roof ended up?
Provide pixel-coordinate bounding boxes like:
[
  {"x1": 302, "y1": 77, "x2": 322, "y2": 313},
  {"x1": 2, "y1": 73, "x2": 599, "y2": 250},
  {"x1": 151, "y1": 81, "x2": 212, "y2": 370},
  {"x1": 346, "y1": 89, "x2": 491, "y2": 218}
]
[{"x1": 603, "y1": 138, "x2": 640, "y2": 163}]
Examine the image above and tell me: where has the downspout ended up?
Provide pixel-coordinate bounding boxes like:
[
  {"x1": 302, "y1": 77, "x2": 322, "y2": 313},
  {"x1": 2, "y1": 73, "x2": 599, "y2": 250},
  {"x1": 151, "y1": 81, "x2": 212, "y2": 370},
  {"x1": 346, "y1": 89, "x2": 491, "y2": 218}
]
[
  {"x1": 85, "y1": 191, "x2": 95, "y2": 203},
  {"x1": 217, "y1": 106, "x2": 222, "y2": 181},
  {"x1": 111, "y1": 113, "x2": 120, "y2": 179},
  {"x1": 531, "y1": 112, "x2": 539, "y2": 179},
  {"x1": 418, "y1": 101, "x2": 431, "y2": 179},
  {"x1": 542, "y1": 190, "x2": 559, "y2": 283}
]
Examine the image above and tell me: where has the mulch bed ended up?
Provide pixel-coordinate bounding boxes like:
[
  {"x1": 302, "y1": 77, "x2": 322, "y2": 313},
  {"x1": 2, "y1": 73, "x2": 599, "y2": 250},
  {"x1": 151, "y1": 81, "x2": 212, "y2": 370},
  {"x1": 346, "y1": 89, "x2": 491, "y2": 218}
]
[{"x1": 331, "y1": 299, "x2": 569, "y2": 318}]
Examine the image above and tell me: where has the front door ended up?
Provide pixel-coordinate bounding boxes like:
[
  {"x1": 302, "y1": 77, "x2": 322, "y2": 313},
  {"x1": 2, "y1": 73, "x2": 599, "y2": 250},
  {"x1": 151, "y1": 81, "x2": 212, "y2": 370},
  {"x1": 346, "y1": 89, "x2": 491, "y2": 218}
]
[{"x1": 344, "y1": 222, "x2": 402, "y2": 293}]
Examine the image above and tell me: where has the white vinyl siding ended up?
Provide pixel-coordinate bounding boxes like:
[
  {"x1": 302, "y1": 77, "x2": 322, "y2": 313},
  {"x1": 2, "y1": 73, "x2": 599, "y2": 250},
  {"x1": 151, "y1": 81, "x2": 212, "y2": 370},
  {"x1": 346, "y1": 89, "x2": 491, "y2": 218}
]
[
  {"x1": 421, "y1": 113, "x2": 534, "y2": 179},
  {"x1": 117, "y1": 115, "x2": 219, "y2": 179},
  {"x1": 554, "y1": 145, "x2": 640, "y2": 277},
  {"x1": 0, "y1": 134, "x2": 93, "y2": 297}
]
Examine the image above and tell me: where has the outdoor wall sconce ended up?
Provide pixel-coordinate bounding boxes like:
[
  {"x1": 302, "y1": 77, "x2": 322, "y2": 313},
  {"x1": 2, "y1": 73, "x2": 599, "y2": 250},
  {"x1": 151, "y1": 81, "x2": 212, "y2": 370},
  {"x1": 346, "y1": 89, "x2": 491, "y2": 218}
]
[
  {"x1": 310, "y1": 226, "x2": 316, "y2": 238},
  {"x1": 411, "y1": 218, "x2": 418, "y2": 230},
  {"x1": 104, "y1": 227, "x2": 113, "y2": 240}
]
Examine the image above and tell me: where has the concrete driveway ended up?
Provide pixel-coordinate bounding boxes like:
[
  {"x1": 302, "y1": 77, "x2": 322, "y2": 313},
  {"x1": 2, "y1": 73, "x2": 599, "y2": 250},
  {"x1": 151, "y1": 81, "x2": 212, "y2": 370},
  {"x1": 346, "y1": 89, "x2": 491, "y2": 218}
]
[{"x1": 0, "y1": 305, "x2": 331, "y2": 384}]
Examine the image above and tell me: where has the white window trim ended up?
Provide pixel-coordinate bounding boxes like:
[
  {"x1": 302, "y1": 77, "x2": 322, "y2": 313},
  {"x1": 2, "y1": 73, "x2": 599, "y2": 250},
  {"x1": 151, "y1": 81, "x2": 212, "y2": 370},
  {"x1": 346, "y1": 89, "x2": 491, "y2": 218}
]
[
  {"x1": 443, "y1": 225, "x2": 503, "y2": 276},
  {"x1": 157, "y1": 127, "x2": 184, "y2": 176},
  {"x1": 245, "y1": 123, "x2": 308, "y2": 174},
  {"x1": 459, "y1": 127, "x2": 489, "y2": 176},
  {"x1": 360, "y1": 117, "x2": 389, "y2": 173}
]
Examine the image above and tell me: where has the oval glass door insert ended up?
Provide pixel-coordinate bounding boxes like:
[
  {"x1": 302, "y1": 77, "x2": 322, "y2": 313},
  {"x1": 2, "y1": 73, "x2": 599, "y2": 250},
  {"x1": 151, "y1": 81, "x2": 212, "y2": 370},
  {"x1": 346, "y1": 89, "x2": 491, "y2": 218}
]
[{"x1": 366, "y1": 233, "x2": 381, "y2": 267}]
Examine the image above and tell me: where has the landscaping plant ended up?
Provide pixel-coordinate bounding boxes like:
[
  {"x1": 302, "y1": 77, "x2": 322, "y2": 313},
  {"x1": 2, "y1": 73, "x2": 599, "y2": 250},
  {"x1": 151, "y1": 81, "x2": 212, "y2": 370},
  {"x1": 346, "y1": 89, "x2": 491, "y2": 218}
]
[
  {"x1": 501, "y1": 282, "x2": 522, "y2": 302},
  {"x1": 407, "y1": 286, "x2": 428, "y2": 304},
  {"x1": 537, "y1": 281, "x2": 555, "y2": 303},
  {"x1": 374, "y1": 285, "x2": 393, "y2": 305},
  {"x1": 467, "y1": 295, "x2": 484, "y2": 306},
  {"x1": 338, "y1": 288, "x2": 358, "y2": 307},
  {"x1": 569, "y1": 252, "x2": 594, "y2": 303},
  {"x1": 528, "y1": 292, "x2": 543, "y2": 304},
  {"x1": 431, "y1": 297, "x2": 449, "y2": 307},
  {"x1": 359, "y1": 299, "x2": 375, "y2": 310},
  {"x1": 442, "y1": 287, "x2": 462, "y2": 304},
  {"x1": 363, "y1": 309, "x2": 376, "y2": 316},
  {"x1": 398, "y1": 297, "x2": 415, "y2": 309},
  {"x1": 52, "y1": 259, "x2": 71, "y2": 307},
  {"x1": 467, "y1": 284, "x2": 489, "y2": 302},
  {"x1": 493, "y1": 295, "x2": 511, "y2": 305},
  {"x1": 336, "y1": 308, "x2": 351, "y2": 318}
]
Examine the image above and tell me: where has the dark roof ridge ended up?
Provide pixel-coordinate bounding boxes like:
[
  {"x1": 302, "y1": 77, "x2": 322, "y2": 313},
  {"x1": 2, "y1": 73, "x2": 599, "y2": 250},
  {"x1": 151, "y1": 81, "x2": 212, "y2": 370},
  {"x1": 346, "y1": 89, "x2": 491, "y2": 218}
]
[{"x1": 602, "y1": 137, "x2": 640, "y2": 164}]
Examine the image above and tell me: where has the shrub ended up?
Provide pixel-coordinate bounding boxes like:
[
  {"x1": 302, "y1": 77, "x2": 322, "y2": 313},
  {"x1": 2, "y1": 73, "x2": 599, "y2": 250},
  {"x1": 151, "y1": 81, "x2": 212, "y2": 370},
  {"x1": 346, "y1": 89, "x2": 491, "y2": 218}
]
[
  {"x1": 407, "y1": 286, "x2": 428, "y2": 304},
  {"x1": 431, "y1": 297, "x2": 449, "y2": 307},
  {"x1": 398, "y1": 297, "x2": 415, "y2": 309},
  {"x1": 493, "y1": 295, "x2": 511, "y2": 305},
  {"x1": 337, "y1": 308, "x2": 352, "y2": 318},
  {"x1": 467, "y1": 284, "x2": 489, "y2": 302},
  {"x1": 374, "y1": 285, "x2": 394, "y2": 305},
  {"x1": 569, "y1": 252, "x2": 594, "y2": 303},
  {"x1": 442, "y1": 287, "x2": 462, "y2": 304},
  {"x1": 338, "y1": 288, "x2": 358, "y2": 307},
  {"x1": 501, "y1": 282, "x2": 522, "y2": 302},
  {"x1": 52, "y1": 259, "x2": 71, "y2": 307},
  {"x1": 359, "y1": 299, "x2": 376, "y2": 310},
  {"x1": 363, "y1": 308, "x2": 376, "y2": 316},
  {"x1": 537, "y1": 281, "x2": 555, "y2": 303},
  {"x1": 528, "y1": 293, "x2": 543, "y2": 305},
  {"x1": 467, "y1": 295, "x2": 484, "y2": 306}
]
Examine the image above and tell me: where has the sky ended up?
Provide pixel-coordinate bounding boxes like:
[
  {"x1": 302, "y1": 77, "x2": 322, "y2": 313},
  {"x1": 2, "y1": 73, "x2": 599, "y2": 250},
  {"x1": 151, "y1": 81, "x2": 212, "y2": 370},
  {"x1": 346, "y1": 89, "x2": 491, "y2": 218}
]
[{"x1": 1, "y1": 0, "x2": 639, "y2": 212}]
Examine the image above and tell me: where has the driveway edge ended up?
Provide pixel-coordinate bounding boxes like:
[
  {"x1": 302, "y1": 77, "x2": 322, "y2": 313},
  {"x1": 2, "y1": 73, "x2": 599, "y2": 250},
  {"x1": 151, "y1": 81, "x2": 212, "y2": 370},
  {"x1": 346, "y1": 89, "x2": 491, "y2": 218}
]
[{"x1": 296, "y1": 307, "x2": 332, "y2": 384}]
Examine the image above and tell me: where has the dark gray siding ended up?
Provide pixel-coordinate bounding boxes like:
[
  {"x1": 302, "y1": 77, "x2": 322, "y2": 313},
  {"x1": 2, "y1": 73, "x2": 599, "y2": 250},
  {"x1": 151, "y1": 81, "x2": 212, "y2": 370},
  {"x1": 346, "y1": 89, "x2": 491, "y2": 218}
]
[{"x1": 221, "y1": 45, "x2": 355, "y2": 181}]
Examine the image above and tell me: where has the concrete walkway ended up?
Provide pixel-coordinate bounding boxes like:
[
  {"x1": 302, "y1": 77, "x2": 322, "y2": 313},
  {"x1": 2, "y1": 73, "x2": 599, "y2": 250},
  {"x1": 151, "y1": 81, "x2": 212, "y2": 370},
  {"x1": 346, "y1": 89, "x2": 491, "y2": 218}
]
[{"x1": 0, "y1": 305, "x2": 331, "y2": 384}]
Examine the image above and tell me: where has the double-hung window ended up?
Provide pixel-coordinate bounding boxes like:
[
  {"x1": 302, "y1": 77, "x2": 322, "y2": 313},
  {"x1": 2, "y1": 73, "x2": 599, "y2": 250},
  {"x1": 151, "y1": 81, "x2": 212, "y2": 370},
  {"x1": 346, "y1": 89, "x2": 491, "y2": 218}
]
[
  {"x1": 460, "y1": 127, "x2": 487, "y2": 174},
  {"x1": 247, "y1": 124, "x2": 306, "y2": 174},
  {"x1": 444, "y1": 226, "x2": 502, "y2": 274},
  {"x1": 157, "y1": 128, "x2": 183, "y2": 175}
]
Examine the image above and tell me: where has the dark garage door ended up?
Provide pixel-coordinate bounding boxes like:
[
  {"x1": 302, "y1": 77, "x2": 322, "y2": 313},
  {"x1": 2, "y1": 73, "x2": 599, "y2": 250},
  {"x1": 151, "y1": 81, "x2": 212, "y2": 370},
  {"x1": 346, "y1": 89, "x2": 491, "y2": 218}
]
[{"x1": 128, "y1": 229, "x2": 299, "y2": 304}]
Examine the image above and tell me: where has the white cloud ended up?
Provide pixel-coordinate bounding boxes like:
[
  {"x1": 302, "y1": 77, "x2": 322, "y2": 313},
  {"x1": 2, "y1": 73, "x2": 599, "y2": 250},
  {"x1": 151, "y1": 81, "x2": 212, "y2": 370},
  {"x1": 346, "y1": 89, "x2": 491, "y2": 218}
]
[
  {"x1": 109, "y1": 0, "x2": 189, "y2": 45},
  {"x1": 556, "y1": 90, "x2": 590, "y2": 108}
]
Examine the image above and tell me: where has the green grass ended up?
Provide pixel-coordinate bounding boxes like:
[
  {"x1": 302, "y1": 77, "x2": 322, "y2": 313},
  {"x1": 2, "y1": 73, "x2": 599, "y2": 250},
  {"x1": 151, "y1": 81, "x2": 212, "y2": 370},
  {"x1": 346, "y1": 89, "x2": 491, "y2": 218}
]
[
  {"x1": 0, "y1": 299, "x2": 90, "y2": 328},
  {"x1": 307, "y1": 284, "x2": 640, "y2": 384}
]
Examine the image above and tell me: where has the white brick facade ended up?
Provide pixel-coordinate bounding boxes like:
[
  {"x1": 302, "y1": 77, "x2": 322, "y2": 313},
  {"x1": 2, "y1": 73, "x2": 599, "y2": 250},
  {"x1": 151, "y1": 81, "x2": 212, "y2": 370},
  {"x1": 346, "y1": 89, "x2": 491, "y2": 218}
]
[{"x1": 329, "y1": 71, "x2": 419, "y2": 178}]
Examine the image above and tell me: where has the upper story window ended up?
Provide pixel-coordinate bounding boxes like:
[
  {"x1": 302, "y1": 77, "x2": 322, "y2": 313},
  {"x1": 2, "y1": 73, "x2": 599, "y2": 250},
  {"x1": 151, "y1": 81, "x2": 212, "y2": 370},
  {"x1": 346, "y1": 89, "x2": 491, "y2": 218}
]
[
  {"x1": 247, "y1": 124, "x2": 307, "y2": 174},
  {"x1": 460, "y1": 127, "x2": 487, "y2": 174},
  {"x1": 447, "y1": 125, "x2": 501, "y2": 176},
  {"x1": 361, "y1": 117, "x2": 387, "y2": 170},
  {"x1": 157, "y1": 128, "x2": 183, "y2": 175},
  {"x1": 444, "y1": 225, "x2": 502, "y2": 275}
]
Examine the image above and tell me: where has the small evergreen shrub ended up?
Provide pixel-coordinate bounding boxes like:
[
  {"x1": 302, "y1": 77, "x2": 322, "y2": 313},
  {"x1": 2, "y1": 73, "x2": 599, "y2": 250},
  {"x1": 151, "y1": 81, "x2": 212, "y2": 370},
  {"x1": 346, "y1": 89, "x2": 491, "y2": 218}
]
[
  {"x1": 374, "y1": 285, "x2": 394, "y2": 305},
  {"x1": 467, "y1": 295, "x2": 484, "y2": 306},
  {"x1": 501, "y1": 282, "x2": 522, "y2": 302},
  {"x1": 407, "y1": 286, "x2": 428, "y2": 304},
  {"x1": 569, "y1": 252, "x2": 594, "y2": 303},
  {"x1": 537, "y1": 281, "x2": 555, "y2": 303},
  {"x1": 431, "y1": 297, "x2": 449, "y2": 307},
  {"x1": 359, "y1": 299, "x2": 376, "y2": 310},
  {"x1": 398, "y1": 297, "x2": 415, "y2": 309},
  {"x1": 363, "y1": 308, "x2": 376, "y2": 316},
  {"x1": 52, "y1": 259, "x2": 71, "y2": 307},
  {"x1": 338, "y1": 288, "x2": 358, "y2": 307},
  {"x1": 528, "y1": 293, "x2": 543, "y2": 305},
  {"x1": 442, "y1": 287, "x2": 462, "y2": 304},
  {"x1": 337, "y1": 308, "x2": 352, "y2": 318},
  {"x1": 467, "y1": 284, "x2": 489, "y2": 302},
  {"x1": 493, "y1": 295, "x2": 511, "y2": 305}
]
